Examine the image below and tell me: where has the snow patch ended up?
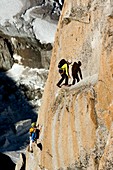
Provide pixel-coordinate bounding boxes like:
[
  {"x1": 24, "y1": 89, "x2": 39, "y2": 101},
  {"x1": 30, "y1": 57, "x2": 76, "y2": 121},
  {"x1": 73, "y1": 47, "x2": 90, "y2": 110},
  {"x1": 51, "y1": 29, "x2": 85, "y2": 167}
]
[
  {"x1": 11, "y1": 37, "x2": 18, "y2": 49},
  {"x1": 6, "y1": 62, "x2": 48, "y2": 89},
  {"x1": 32, "y1": 18, "x2": 57, "y2": 43},
  {"x1": 6, "y1": 63, "x2": 25, "y2": 81},
  {"x1": 0, "y1": 0, "x2": 23, "y2": 25},
  {"x1": 13, "y1": 54, "x2": 22, "y2": 64},
  {"x1": 22, "y1": 6, "x2": 37, "y2": 21}
]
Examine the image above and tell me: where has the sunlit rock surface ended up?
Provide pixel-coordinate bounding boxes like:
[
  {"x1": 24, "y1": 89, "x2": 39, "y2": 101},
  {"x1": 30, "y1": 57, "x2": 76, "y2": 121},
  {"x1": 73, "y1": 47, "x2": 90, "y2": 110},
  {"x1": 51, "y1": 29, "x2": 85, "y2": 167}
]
[{"x1": 25, "y1": 0, "x2": 113, "y2": 169}]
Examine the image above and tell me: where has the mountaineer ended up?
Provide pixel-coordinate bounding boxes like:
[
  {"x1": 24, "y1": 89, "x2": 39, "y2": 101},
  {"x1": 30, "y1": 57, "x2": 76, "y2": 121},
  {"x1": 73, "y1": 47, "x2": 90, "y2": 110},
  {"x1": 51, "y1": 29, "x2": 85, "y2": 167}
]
[
  {"x1": 29, "y1": 122, "x2": 42, "y2": 152},
  {"x1": 71, "y1": 61, "x2": 83, "y2": 85},
  {"x1": 57, "y1": 59, "x2": 71, "y2": 88}
]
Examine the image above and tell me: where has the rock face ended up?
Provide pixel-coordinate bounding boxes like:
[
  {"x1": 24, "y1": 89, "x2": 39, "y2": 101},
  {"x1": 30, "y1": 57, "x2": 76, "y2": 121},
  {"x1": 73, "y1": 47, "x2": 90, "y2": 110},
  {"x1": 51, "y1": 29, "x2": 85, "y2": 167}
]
[
  {"x1": 25, "y1": 0, "x2": 113, "y2": 169},
  {"x1": 0, "y1": 37, "x2": 14, "y2": 71},
  {"x1": 15, "y1": 153, "x2": 26, "y2": 170}
]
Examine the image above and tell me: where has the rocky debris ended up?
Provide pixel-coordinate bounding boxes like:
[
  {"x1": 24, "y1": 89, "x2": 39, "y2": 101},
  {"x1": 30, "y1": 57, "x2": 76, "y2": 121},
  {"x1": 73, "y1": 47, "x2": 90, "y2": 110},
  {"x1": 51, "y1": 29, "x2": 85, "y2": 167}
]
[
  {"x1": 0, "y1": 35, "x2": 52, "y2": 70},
  {"x1": 11, "y1": 36, "x2": 53, "y2": 69},
  {"x1": 0, "y1": 0, "x2": 60, "y2": 40}
]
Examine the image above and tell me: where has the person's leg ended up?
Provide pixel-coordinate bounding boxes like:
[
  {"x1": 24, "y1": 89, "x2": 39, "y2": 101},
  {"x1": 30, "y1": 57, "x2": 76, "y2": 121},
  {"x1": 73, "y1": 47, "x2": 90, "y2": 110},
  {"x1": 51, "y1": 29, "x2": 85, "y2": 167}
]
[
  {"x1": 72, "y1": 78, "x2": 75, "y2": 85},
  {"x1": 65, "y1": 74, "x2": 68, "y2": 85},
  {"x1": 76, "y1": 74, "x2": 80, "y2": 83},
  {"x1": 30, "y1": 137, "x2": 33, "y2": 151},
  {"x1": 72, "y1": 75, "x2": 75, "y2": 85},
  {"x1": 57, "y1": 74, "x2": 65, "y2": 87}
]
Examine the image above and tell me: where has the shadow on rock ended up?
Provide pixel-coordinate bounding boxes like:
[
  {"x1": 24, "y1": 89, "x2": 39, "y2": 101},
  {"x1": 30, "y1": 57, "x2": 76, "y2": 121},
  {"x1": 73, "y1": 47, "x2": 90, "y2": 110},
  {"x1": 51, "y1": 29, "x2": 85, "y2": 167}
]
[
  {"x1": 0, "y1": 70, "x2": 37, "y2": 152},
  {"x1": 0, "y1": 152, "x2": 15, "y2": 170},
  {"x1": 37, "y1": 143, "x2": 43, "y2": 151}
]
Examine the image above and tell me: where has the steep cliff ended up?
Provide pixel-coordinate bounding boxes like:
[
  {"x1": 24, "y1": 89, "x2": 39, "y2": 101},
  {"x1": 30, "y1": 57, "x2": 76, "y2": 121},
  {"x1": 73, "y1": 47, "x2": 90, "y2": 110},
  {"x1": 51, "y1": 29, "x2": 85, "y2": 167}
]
[{"x1": 26, "y1": 0, "x2": 113, "y2": 169}]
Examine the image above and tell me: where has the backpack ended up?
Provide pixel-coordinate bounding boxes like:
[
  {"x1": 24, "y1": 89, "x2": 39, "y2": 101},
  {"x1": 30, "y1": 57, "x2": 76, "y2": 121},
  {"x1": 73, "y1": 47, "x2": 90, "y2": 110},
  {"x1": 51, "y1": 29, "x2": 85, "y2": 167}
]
[
  {"x1": 58, "y1": 59, "x2": 66, "y2": 68},
  {"x1": 58, "y1": 59, "x2": 67, "y2": 74}
]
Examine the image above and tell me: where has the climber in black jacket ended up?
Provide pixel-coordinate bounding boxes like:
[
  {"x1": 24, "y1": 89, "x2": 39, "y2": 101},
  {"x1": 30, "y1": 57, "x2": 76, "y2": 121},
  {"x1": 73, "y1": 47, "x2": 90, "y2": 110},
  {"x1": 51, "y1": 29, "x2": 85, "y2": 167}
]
[{"x1": 71, "y1": 61, "x2": 83, "y2": 85}]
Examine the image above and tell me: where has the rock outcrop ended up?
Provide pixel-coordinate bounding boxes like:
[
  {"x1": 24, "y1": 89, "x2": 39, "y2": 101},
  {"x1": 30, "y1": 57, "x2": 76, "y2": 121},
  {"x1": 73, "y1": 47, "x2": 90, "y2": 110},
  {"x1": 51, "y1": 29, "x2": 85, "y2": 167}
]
[
  {"x1": 15, "y1": 153, "x2": 26, "y2": 170},
  {"x1": 0, "y1": 37, "x2": 14, "y2": 71},
  {"x1": 0, "y1": 0, "x2": 59, "y2": 70},
  {"x1": 25, "y1": 0, "x2": 113, "y2": 169}
]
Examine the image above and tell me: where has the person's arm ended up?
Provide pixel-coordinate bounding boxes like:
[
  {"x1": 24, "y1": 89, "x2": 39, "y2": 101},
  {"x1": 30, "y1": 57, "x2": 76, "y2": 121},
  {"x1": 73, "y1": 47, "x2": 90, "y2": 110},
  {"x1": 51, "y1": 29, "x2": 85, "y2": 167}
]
[{"x1": 78, "y1": 68, "x2": 83, "y2": 79}]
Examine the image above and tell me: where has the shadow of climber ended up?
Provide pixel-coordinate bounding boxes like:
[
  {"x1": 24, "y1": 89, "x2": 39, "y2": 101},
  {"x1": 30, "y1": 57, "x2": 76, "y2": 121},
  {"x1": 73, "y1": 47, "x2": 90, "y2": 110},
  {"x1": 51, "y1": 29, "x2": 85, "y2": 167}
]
[{"x1": 37, "y1": 143, "x2": 43, "y2": 151}]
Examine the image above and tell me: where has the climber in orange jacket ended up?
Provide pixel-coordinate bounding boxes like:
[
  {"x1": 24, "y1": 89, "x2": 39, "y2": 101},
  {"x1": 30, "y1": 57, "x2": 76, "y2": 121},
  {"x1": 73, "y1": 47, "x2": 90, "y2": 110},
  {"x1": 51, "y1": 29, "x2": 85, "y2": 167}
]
[{"x1": 29, "y1": 123, "x2": 42, "y2": 152}]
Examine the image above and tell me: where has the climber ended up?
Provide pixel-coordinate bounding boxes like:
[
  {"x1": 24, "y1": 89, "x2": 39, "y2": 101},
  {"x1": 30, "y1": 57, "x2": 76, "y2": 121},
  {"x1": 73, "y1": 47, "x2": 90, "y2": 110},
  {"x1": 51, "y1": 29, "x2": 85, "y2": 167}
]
[
  {"x1": 29, "y1": 122, "x2": 37, "y2": 152},
  {"x1": 57, "y1": 59, "x2": 71, "y2": 88},
  {"x1": 29, "y1": 123, "x2": 42, "y2": 152},
  {"x1": 71, "y1": 61, "x2": 83, "y2": 85}
]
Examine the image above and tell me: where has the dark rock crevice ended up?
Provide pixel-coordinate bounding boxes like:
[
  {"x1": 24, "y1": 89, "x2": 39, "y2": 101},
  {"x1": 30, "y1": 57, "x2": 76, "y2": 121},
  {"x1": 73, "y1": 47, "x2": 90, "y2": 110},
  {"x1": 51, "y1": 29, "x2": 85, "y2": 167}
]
[{"x1": 0, "y1": 152, "x2": 16, "y2": 170}]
